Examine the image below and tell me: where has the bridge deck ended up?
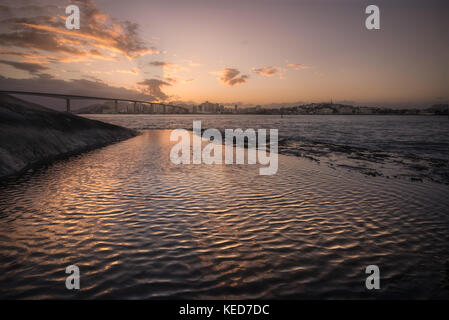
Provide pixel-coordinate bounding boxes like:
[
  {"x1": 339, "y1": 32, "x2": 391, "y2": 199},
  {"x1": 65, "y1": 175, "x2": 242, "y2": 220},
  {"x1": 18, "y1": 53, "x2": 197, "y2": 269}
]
[{"x1": 0, "y1": 90, "x2": 188, "y2": 113}]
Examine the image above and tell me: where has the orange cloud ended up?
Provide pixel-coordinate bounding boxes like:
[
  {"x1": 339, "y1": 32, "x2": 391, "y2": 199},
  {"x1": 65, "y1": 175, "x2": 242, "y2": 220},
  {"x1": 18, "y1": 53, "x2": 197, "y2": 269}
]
[
  {"x1": 115, "y1": 69, "x2": 138, "y2": 75},
  {"x1": 17, "y1": 22, "x2": 151, "y2": 59},
  {"x1": 137, "y1": 79, "x2": 172, "y2": 101},
  {"x1": 17, "y1": 23, "x2": 116, "y2": 46},
  {"x1": 0, "y1": 0, "x2": 158, "y2": 65},
  {"x1": 149, "y1": 61, "x2": 188, "y2": 72},
  {"x1": 215, "y1": 68, "x2": 249, "y2": 86},
  {"x1": 287, "y1": 63, "x2": 310, "y2": 70},
  {"x1": 253, "y1": 66, "x2": 280, "y2": 77}
]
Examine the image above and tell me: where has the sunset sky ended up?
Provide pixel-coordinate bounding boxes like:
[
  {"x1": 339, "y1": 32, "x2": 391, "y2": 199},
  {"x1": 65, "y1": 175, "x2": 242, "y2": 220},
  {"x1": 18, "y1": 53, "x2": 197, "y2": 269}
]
[{"x1": 0, "y1": 0, "x2": 447, "y2": 107}]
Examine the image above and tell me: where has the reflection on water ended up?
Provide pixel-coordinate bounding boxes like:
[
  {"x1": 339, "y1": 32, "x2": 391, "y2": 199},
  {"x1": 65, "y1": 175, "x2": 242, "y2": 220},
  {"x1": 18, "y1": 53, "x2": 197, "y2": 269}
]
[
  {"x1": 84, "y1": 114, "x2": 449, "y2": 160},
  {"x1": 85, "y1": 114, "x2": 449, "y2": 184},
  {"x1": 0, "y1": 130, "x2": 448, "y2": 299}
]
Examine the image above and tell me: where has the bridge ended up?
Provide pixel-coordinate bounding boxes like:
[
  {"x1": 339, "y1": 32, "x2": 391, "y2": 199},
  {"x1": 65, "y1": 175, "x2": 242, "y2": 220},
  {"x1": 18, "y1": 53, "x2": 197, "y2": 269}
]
[{"x1": 0, "y1": 90, "x2": 189, "y2": 114}]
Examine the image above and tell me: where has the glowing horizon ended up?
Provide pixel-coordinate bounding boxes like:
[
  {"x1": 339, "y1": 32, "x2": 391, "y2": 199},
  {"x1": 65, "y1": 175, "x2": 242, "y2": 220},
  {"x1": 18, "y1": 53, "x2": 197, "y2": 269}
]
[{"x1": 0, "y1": 0, "x2": 447, "y2": 107}]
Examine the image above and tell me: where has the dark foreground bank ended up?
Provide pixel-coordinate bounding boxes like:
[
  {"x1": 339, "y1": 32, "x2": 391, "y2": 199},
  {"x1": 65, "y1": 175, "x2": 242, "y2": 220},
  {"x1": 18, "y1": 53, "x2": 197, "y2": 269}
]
[{"x1": 0, "y1": 94, "x2": 137, "y2": 179}]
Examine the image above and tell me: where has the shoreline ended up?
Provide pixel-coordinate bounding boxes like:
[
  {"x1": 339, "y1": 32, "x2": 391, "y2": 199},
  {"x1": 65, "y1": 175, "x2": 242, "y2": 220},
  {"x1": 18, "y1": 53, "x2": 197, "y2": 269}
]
[
  {"x1": 185, "y1": 128, "x2": 449, "y2": 185},
  {"x1": 0, "y1": 135, "x2": 139, "y2": 182},
  {"x1": 79, "y1": 113, "x2": 448, "y2": 116},
  {"x1": 0, "y1": 94, "x2": 139, "y2": 180}
]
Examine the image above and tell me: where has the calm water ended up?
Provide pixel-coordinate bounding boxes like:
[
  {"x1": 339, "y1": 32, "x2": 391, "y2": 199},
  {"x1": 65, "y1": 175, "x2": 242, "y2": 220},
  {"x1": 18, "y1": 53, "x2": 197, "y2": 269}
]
[
  {"x1": 85, "y1": 114, "x2": 449, "y2": 160},
  {"x1": 87, "y1": 114, "x2": 449, "y2": 184},
  {"x1": 0, "y1": 115, "x2": 449, "y2": 299}
]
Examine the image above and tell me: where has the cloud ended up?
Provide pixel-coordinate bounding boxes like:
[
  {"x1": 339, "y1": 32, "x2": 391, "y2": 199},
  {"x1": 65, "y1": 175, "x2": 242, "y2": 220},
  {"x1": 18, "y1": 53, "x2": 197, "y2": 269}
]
[
  {"x1": 115, "y1": 69, "x2": 138, "y2": 75},
  {"x1": 153, "y1": 75, "x2": 194, "y2": 85},
  {"x1": 0, "y1": 50, "x2": 40, "y2": 60},
  {"x1": 0, "y1": 28, "x2": 87, "y2": 56},
  {"x1": 167, "y1": 77, "x2": 195, "y2": 84},
  {"x1": 253, "y1": 66, "x2": 280, "y2": 77},
  {"x1": 216, "y1": 68, "x2": 249, "y2": 86},
  {"x1": 0, "y1": 74, "x2": 157, "y2": 106},
  {"x1": 88, "y1": 49, "x2": 119, "y2": 61},
  {"x1": 287, "y1": 63, "x2": 309, "y2": 70},
  {"x1": 164, "y1": 77, "x2": 177, "y2": 83},
  {"x1": 36, "y1": 73, "x2": 54, "y2": 80},
  {"x1": 137, "y1": 79, "x2": 172, "y2": 101},
  {"x1": 149, "y1": 61, "x2": 188, "y2": 73},
  {"x1": 0, "y1": 0, "x2": 157, "y2": 61},
  {"x1": 0, "y1": 59, "x2": 48, "y2": 75},
  {"x1": 149, "y1": 61, "x2": 173, "y2": 67}
]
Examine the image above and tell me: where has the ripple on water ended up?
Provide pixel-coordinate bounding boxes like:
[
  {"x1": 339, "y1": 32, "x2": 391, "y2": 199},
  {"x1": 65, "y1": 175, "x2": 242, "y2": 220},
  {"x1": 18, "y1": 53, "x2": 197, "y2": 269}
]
[{"x1": 0, "y1": 130, "x2": 448, "y2": 299}]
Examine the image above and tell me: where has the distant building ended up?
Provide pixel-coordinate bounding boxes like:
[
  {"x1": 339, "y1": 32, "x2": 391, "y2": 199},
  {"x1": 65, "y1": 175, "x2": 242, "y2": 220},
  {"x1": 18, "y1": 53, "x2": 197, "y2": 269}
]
[
  {"x1": 338, "y1": 105, "x2": 354, "y2": 114},
  {"x1": 359, "y1": 107, "x2": 374, "y2": 114},
  {"x1": 198, "y1": 101, "x2": 221, "y2": 113},
  {"x1": 318, "y1": 107, "x2": 333, "y2": 114}
]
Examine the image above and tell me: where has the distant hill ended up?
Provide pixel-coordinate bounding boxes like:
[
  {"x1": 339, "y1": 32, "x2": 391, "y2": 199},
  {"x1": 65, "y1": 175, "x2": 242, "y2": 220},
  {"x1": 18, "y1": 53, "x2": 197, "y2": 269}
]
[
  {"x1": 254, "y1": 103, "x2": 449, "y2": 115},
  {"x1": 426, "y1": 104, "x2": 449, "y2": 115}
]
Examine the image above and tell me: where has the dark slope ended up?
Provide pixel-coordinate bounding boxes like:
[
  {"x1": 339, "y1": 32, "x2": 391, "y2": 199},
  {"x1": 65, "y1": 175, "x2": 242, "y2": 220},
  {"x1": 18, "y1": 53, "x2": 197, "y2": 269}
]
[{"x1": 0, "y1": 94, "x2": 138, "y2": 179}]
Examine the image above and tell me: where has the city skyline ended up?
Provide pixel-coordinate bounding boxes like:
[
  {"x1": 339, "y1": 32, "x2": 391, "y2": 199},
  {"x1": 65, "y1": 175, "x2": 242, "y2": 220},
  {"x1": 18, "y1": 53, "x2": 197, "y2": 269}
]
[{"x1": 0, "y1": 0, "x2": 447, "y2": 107}]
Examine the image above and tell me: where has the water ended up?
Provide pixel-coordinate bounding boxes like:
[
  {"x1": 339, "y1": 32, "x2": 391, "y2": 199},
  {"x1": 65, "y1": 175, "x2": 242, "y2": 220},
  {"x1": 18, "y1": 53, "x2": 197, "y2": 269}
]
[
  {"x1": 87, "y1": 114, "x2": 449, "y2": 184},
  {"x1": 0, "y1": 115, "x2": 448, "y2": 299},
  {"x1": 85, "y1": 114, "x2": 449, "y2": 160}
]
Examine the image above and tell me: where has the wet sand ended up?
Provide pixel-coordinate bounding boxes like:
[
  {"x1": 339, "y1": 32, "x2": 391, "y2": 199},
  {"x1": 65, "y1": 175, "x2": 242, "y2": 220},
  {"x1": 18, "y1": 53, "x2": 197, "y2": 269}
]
[{"x1": 0, "y1": 130, "x2": 448, "y2": 299}]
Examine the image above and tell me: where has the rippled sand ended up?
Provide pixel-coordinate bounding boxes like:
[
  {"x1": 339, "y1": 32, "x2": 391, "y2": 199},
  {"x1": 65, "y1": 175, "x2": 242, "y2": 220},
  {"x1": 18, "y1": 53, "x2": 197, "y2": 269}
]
[{"x1": 0, "y1": 130, "x2": 448, "y2": 299}]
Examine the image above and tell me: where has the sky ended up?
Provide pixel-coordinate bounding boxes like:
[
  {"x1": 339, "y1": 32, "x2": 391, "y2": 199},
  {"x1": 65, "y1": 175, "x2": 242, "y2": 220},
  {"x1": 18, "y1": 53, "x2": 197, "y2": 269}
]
[{"x1": 0, "y1": 0, "x2": 447, "y2": 107}]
